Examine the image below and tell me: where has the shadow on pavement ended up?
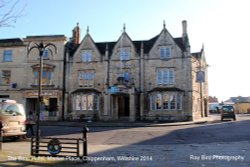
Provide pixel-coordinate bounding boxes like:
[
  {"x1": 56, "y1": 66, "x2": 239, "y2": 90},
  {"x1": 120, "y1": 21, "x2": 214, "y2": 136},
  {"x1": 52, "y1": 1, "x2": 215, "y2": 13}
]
[
  {"x1": 1, "y1": 119, "x2": 250, "y2": 166},
  {"x1": 84, "y1": 120, "x2": 250, "y2": 166},
  {"x1": 134, "y1": 120, "x2": 250, "y2": 145}
]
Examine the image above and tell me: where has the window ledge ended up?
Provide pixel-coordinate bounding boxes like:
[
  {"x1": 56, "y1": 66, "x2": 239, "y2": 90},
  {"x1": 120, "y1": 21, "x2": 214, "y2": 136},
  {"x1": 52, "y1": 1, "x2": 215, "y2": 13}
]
[{"x1": 31, "y1": 84, "x2": 55, "y2": 88}]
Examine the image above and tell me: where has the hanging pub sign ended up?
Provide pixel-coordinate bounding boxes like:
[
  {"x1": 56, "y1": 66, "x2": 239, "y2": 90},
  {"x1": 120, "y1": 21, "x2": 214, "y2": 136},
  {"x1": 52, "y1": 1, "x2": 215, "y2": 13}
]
[{"x1": 196, "y1": 70, "x2": 205, "y2": 83}]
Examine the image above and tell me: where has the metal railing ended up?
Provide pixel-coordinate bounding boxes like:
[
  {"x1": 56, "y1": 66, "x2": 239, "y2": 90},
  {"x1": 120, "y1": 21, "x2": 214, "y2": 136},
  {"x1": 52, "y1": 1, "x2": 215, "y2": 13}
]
[{"x1": 31, "y1": 126, "x2": 89, "y2": 161}]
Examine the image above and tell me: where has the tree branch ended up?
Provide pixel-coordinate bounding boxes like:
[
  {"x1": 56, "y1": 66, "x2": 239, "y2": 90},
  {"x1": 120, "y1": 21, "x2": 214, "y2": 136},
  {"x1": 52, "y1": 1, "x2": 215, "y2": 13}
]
[{"x1": 0, "y1": 0, "x2": 27, "y2": 27}]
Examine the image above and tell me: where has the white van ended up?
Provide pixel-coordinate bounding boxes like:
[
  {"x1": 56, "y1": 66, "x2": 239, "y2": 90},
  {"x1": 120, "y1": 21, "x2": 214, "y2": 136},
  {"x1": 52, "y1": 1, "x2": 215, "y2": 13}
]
[{"x1": 0, "y1": 100, "x2": 27, "y2": 139}]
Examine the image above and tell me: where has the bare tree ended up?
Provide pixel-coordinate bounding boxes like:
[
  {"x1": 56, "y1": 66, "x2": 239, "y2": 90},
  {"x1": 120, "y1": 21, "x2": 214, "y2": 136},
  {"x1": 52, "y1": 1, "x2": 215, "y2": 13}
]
[{"x1": 0, "y1": 0, "x2": 26, "y2": 27}]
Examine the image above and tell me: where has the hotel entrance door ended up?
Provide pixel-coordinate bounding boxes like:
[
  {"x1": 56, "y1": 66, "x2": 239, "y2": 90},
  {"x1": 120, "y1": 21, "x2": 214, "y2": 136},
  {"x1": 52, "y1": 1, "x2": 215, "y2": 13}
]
[{"x1": 118, "y1": 96, "x2": 129, "y2": 118}]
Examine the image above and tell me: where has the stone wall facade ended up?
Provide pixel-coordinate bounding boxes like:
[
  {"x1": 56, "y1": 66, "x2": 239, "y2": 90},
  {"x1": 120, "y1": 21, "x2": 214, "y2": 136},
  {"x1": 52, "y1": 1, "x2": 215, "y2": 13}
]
[
  {"x1": 0, "y1": 35, "x2": 67, "y2": 120},
  {"x1": 65, "y1": 21, "x2": 209, "y2": 122},
  {"x1": 0, "y1": 21, "x2": 208, "y2": 122}
]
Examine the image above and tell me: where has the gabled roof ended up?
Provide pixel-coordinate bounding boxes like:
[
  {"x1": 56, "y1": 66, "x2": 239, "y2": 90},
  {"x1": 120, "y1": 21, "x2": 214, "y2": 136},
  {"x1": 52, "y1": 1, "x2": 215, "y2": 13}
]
[
  {"x1": 95, "y1": 42, "x2": 116, "y2": 55},
  {"x1": 192, "y1": 52, "x2": 202, "y2": 59},
  {"x1": 70, "y1": 33, "x2": 186, "y2": 57},
  {"x1": 192, "y1": 45, "x2": 205, "y2": 61},
  {"x1": 174, "y1": 37, "x2": 186, "y2": 51}
]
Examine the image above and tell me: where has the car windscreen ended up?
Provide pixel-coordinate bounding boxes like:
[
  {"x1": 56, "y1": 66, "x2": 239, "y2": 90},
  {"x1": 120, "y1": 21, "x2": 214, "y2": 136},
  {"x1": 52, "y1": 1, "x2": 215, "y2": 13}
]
[
  {"x1": 0, "y1": 104, "x2": 25, "y2": 116},
  {"x1": 222, "y1": 106, "x2": 234, "y2": 112}
]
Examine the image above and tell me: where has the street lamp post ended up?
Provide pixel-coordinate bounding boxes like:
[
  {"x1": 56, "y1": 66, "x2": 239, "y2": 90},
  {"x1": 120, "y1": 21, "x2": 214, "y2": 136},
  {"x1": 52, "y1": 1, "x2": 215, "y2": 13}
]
[{"x1": 27, "y1": 42, "x2": 57, "y2": 154}]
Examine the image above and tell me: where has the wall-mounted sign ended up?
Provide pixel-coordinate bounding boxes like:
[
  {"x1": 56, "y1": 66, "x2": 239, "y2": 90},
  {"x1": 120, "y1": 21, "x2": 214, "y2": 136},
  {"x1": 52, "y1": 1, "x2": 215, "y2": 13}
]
[
  {"x1": 47, "y1": 138, "x2": 62, "y2": 155},
  {"x1": 111, "y1": 86, "x2": 120, "y2": 93},
  {"x1": 25, "y1": 91, "x2": 58, "y2": 97},
  {"x1": 110, "y1": 86, "x2": 128, "y2": 94}
]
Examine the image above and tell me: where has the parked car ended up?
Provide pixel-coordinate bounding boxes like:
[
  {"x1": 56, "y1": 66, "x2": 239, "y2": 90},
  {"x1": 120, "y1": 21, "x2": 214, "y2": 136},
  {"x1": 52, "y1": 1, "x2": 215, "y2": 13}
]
[
  {"x1": 220, "y1": 105, "x2": 236, "y2": 121},
  {"x1": 209, "y1": 103, "x2": 220, "y2": 113},
  {"x1": 0, "y1": 100, "x2": 27, "y2": 140}
]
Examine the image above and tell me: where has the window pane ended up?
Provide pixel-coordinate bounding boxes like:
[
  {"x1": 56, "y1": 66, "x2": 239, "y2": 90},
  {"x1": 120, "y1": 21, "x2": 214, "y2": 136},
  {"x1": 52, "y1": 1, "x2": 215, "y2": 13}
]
[
  {"x1": 93, "y1": 95, "x2": 99, "y2": 110},
  {"x1": 82, "y1": 51, "x2": 87, "y2": 62},
  {"x1": 79, "y1": 71, "x2": 95, "y2": 86},
  {"x1": 150, "y1": 95, "x2": 156, "y2": 110},
  {"x1": 157, "y1": 70, "x2": 162, "y2": 84},
  {"x1": 3, "y1": 104, "x2": 22, "y2": 116},
  {"x1": 163, "y1": 94, "x2": 169, "y2": 109},
  {"x1": 2, "y1": 70, "x2": 11, "y2": 85},
  {"x1": 169, "y1": 69, "x2": 174, "y2": 84},
  {"x1": 163, "y1": 69, "x2": 168, "y2": 84},
  {"x1": 42, "y1": 70, "x2": 46, "y2": 78},
  {"x1": 120, "y1": 50, "x2": 124, "y2": 60},
  {"x1": 43, "y1": 49, "x2": 49, "y2": 59},
  {"x1": 87, "y1": 95, "x2": 93, "y2": 111},
  {"x1": 120, "y1": 50, "x2": 130, "y2": 60},
  {"x1": 87, "y1": 51, "x2": 92, "y2": 62},
  {"x1": 48, "y1": 71, "x2": 53, "y2": 84},
  {"x1": 170, "y1": 95, "x2": 176, "y2": 109},
  {"x1": 82, "y1": 95, "x2": 87, "y2": 110},
  {"x1": 3, "y1": 50, "x2": 12, "y2": 62},
  {"x1": 160, "y1": 47, "x2": 171, "y2": 59},
  {"x1": 156, "y1": 94, "x2": 162, "y2": 110},
  {"x1": 34, "y1": 71, "x2": 38, "y2": 85},
  {"x1": 165, "y1": 48, "x2": 170, "y2": 58},
  {"x1": 177, "y1": 95, "x2": 182, "y2": 110},
  {"x1": 76, "y1": 95, "x2": 81, "y2": 110},
  {"x1": 82, "y1": 50, "x2": 92, "y2": 62},
  {"x1": 160, "y1": 48, "x2": 165, "y2": 59}
]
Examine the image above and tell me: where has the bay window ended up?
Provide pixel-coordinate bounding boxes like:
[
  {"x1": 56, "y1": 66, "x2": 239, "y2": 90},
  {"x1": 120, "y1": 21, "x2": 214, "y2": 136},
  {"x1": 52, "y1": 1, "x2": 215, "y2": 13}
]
[
  {"x1": 150, "y1": 92, "x2": 182, "y2": 111},
  {"x1": 73, "y1": 93, "x2": 99, "y2": 112}
]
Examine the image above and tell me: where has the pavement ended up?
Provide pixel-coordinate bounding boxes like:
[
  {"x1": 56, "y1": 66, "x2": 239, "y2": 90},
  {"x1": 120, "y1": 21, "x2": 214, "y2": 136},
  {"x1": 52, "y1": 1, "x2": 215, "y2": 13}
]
[
  {"x1": 39, "y1": 114, "x2": 220, "y2": 128},
  {"x1": 0, "y1": 114, "x2": 250, "y2": 167}
]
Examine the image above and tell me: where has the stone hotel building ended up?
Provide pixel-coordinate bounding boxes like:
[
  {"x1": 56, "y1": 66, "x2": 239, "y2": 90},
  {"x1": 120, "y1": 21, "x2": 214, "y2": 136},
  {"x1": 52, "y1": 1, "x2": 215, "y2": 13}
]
[{"x1": 0, "y1": 20, "x2": 208, "y2": 122}]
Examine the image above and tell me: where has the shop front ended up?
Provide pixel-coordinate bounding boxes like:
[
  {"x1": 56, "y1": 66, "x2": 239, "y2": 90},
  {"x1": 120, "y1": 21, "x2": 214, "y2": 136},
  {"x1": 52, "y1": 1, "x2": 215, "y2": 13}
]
[{"x1": 23, "y1": 90, "x2": 62, "y2": 121}]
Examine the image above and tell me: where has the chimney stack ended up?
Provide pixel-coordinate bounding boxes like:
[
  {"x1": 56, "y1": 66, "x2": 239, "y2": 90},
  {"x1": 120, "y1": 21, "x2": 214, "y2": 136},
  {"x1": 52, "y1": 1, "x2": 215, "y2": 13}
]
[
  {"x1": 182, "y1": 20, "x2": 187, "y2": 36},
  {"x1": 72, "y1": 23, "x2": 80, "y2": 44}
]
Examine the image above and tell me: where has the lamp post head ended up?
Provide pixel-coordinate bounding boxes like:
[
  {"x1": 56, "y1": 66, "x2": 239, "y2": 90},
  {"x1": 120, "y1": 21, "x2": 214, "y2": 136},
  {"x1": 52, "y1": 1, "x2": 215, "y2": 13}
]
[{"x1": 82, "y1": 125, "x2": 89, "y2": 133}]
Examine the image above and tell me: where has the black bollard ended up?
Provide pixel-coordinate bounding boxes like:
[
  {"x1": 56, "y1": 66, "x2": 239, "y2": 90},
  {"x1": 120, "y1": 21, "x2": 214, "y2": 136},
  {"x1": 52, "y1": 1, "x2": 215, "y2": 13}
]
[
  {"x1": 82, "y1": 125, "x2": 89, "y2": 159},
  {"x1": 0, "y1": 123, "x2": 3, "y2": 151}
]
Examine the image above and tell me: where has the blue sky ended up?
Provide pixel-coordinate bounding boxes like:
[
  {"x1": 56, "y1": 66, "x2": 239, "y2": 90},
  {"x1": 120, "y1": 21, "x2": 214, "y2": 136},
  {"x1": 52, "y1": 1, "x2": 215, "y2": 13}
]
[{"x1": 1, "y1": 0, "x2": 250, "y2": 101}]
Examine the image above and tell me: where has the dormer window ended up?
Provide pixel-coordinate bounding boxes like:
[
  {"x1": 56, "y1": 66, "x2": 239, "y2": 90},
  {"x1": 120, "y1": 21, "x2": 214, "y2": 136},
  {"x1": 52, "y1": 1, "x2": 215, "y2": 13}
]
[
  {"x1": 120, "y1": 48, "x2": 130, "y2": 61},
  {"x1": 82, "y1": 50, "x2": 92, "y2": 62},
  {"x1": 159, "y1": 47, "x2": 171, "y2": 59}
]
